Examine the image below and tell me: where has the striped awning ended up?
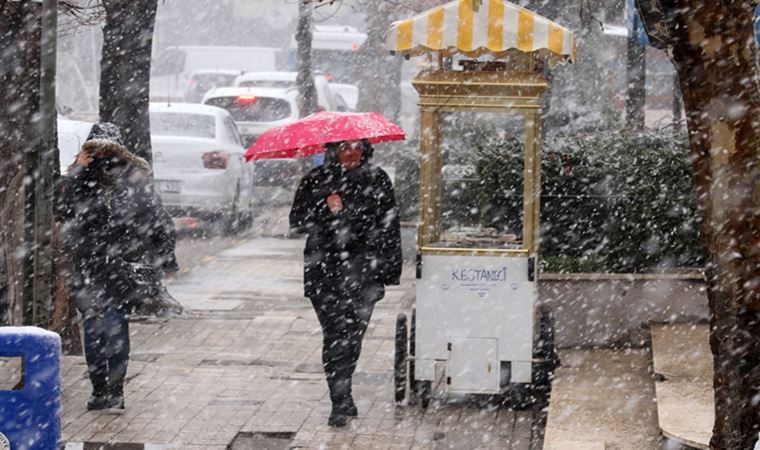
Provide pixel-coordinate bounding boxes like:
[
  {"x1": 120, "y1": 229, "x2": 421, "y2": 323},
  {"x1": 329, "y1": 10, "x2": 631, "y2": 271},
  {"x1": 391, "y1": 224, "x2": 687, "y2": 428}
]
[{"x1": 387, "y1": 0, "x2": 577, "y2": 63}]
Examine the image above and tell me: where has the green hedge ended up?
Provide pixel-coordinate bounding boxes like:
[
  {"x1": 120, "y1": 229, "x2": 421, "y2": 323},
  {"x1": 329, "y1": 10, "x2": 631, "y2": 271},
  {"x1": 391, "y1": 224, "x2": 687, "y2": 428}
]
[{"x1": 394, "y1": 124, "x2": 705, "y2": 272}]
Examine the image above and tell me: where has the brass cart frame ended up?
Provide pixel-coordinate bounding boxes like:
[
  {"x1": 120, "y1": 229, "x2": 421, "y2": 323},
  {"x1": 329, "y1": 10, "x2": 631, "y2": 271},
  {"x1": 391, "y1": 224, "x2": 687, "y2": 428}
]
[
  {"x1": 387, "y1": 0, "x2": 576, "y2": 406},
  {"x1": 414, "y1": 59, "x2": 546, "y2": 258}
]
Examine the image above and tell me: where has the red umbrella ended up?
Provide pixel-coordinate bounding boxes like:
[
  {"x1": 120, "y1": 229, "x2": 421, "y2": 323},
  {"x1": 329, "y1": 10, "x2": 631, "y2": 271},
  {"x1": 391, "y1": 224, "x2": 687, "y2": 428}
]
[{"x1": 244, "y1": 111, "x2": 406, "y2": 161}]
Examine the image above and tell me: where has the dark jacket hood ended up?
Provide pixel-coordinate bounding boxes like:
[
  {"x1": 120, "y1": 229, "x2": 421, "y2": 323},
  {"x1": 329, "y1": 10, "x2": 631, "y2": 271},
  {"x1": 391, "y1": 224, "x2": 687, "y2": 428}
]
[
  {"x1": 323, "y1": 139, "x2": 374, "y2": 171},
  {"x1": 69, "y1": 139, "x2": 152, "y2": 185}
]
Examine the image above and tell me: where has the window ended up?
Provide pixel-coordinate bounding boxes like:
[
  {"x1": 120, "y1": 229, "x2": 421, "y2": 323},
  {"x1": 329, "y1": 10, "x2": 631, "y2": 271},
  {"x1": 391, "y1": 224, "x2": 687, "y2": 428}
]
[
  {"x1": 190, "y1": 73, "x2": 237, "y2": 91},
  {"x1": 223, "y1": 117, "x2": 244, "y2": 146},
  {"x1": 205, "y1": 96, "x2": 292, "y2": 122},
  {"x1": 150, "y1": 113, "x2": 216, "y2": 138},
  {"x1": 238, "y1": 80, "x2": 294, "y2": 89}
]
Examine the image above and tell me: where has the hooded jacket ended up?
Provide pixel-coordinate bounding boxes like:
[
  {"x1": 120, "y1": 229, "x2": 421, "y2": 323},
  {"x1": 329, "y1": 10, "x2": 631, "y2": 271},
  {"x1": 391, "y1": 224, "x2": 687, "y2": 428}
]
[
  {"x1": 58, "y1": 139, "x2": 178, "y2": 311},
  {"x1": 289, "y1": 141, "x2": 402, "y2": 302}
]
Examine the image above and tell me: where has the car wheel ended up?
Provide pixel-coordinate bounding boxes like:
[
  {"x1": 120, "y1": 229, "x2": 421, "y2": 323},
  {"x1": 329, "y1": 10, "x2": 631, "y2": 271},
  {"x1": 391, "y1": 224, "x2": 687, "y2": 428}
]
[
  {"x1": 223, "y1": 181, "x2": 242, "y2": 235},
  {"x1": 394, "y1": 313, "x2": 408, "y2": 404}
]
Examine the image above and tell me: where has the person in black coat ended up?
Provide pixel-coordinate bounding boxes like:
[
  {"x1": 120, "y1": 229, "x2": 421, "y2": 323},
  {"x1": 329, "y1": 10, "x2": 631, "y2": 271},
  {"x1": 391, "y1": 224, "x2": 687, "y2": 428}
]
[
  {"x1": 290, "y1": 139, "x2": 402, "y2": 427},
  {"x1": 58, "y1": 123, "x2": 179, "y2": 411}
]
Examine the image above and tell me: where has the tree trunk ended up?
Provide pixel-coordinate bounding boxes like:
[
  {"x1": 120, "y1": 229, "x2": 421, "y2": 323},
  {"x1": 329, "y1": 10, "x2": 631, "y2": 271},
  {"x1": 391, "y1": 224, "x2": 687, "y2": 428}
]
[
  {"x1": 295, "y1": 1, "x2": 318, "y2": 118},
  {"x1": 0, "y1": 1, "x2": 42, "y2": 326},
  {"x1": 637, "y1": 1, "x2": 760, "y2": 448},
  {"x1": 357, "y1": 1, "x2": 403, "y2": 119},
  {"x1": 99, "y1": 0, "x2": 184, "y2": 319},
  {"x1": 51, "y1": 222, "x2": 81, "y2": 354},
  {"x1": 1, "y1": 174, "x2": 27, "y2": 326},
  {"x1": 99, "y1": 0, "x2": 159, "y2": 163}
]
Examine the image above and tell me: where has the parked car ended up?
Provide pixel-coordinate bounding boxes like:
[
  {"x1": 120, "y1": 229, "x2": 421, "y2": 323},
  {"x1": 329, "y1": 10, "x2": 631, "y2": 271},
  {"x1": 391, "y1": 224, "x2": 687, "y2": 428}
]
[
  {"x1": 330, "y1": 91, "x2": 351, "y2": 112},
  {"x1": 232, "y1": 71, "x2": 337, "y2": 112},
  {"x1": 150, "y1": 102, "x2": 254, "y2": 232},
  {"x1": 202, "y1": 86, "x2": 298, "y2": 147},
  {"x1": 329, "y1": 83, "x2": 359, "y2": 111},
  {"x1": 250, "y1": 157, "x2": 302, "y2": 209},
  {"x1": 151, "y1": 46, "x2": 279, "y2": 102},
  {"x1": 185, "y1": 69, "x2": 243, "y2": 103}
]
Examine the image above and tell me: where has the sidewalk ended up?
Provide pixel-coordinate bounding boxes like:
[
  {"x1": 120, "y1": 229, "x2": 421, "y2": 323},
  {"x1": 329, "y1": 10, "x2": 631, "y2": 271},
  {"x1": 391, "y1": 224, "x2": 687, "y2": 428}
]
[{"x1": 60, "y1": 237, "x2": 543, "y2": 449}]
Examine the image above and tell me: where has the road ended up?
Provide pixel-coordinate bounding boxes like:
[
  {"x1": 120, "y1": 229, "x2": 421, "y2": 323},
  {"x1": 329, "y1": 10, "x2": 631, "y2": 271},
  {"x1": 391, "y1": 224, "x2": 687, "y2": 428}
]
[{"x1": 173, "y1": 205, "x2": 292, "y2": 277}]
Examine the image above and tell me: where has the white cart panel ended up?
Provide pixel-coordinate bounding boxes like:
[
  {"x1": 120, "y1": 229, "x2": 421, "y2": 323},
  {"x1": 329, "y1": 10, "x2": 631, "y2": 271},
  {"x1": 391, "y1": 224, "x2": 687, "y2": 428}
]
[
  {"x1": 448, "y1": 337, "x2": 500, "y2": 393},
  {"x1": 415, "y1": 254, "x2": 534, "y2": 382}
]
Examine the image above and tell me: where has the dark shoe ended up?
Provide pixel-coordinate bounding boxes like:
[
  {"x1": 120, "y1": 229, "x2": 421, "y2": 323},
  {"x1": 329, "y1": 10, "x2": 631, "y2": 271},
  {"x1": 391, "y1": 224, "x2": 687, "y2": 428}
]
[
  {"x1": 327, "y1": 411, "x2": 348, "y2": 428},
  {"x1": 86, "y1": 394, "x2": 110, "y2": 411},
  {"x1": 108, "y1": 395, "x2": 125, "y2": 410},
  {"x1": 342, "y1": 398, "x2": 358, "y2": 417}
]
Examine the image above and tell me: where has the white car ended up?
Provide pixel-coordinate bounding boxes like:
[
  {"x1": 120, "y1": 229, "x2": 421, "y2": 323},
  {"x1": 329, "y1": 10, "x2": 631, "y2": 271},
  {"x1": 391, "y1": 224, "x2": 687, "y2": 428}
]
[
  {"x1": 185, "y1": 69, "x2": 243, "y2": 103},
  {"x1": 151, "y1": 46, "x2": 279, "y2": 102},
  {"x1": 150, "y1": 102, "x2": 254, "y2": 232},
  {"x1": 58, "y1": 116, "x2": 93, "y2": 171},
  {"x1": 329, "y1": 83, "x2": 359, "y2": 111},
  {"x1": 232, "y1": 71, "x2": 338, "y2": 112},
  {"x1": 202, "y1": 86, "x2": 298, "y2": 147},
  {"x1": 250, "y1": 157, "x2": 303, "y2": 209}
]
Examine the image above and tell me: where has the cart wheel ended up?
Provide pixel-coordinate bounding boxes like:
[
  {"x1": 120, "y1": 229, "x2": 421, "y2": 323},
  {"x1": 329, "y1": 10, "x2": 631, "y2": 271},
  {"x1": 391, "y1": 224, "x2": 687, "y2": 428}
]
[
  {"x1": 537, "y1": 306, "x2": 559, "y2": 371},
  {"x1": 395, "y1": 313, "x2": 408, "y2": 404},
  {"x1": 508, "y1": 383, "x2": 534, "y2": 410},
  {"x1": 408, "y1": 308, "x2": 417, "y2": 404},
  {"x1": 533, "y1": 306, "x2": 558, "y2": 406}
]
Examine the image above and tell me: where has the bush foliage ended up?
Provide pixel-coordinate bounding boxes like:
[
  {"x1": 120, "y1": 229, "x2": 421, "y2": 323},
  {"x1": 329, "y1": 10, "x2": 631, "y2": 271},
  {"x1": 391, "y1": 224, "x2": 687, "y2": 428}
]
[{"x1": 394, "y1": 123, "x2": 705, "y2": 273}]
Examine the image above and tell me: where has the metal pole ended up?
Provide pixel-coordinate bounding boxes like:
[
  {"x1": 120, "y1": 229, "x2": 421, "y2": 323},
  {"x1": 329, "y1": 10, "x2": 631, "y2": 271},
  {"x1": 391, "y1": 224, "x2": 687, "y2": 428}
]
[
  {"x1": 34, "y1": 0, "x2": 57, "y2": 326},
  {"x1": 625, "y1": 10, "x2": 646, "y2": 131},
  {"x1": 296, "y1": 0, "x2": 318, "y2": 118},
  {"x1": 523, "y1": 112, "x2": 536, "y2": 254},
  {"x1": 672, "y1": 74, "x2": 682, "y2": 126}
]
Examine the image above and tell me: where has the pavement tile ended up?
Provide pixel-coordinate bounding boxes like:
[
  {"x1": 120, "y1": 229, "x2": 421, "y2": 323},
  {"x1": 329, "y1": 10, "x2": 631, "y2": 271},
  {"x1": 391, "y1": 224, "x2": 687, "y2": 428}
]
[{"x1": 60, "y1": 236, "x2": 542, "y2": 449}]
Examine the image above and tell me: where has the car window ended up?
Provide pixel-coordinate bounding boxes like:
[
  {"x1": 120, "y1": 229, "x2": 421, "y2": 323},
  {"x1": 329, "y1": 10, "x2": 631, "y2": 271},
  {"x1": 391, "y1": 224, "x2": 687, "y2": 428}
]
[
  {"x1": 205, "y1": 96, "x2": 292, "y2": 122},
  {"x1": 191, "y1": 73, "x2": 237, "y2": 91},
  {"x1": 150, "y1": 112, "x2": 216, "y2": 138},
  {"x1": 238, "y1": 80, "x2": 294, "y2": 89},
  {"x1": 332, "y1": 94, "x2": 348, "y2": 112},
  {"x1": 223, "y1": 117, "x2": 244, "y2": 146}
]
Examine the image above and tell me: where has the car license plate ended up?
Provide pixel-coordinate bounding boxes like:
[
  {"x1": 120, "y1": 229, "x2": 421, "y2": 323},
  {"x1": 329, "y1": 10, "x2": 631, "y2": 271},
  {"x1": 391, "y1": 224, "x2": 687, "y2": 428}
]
[{"x1": 155, "y1": 179, "x2": 182, "y2": 193}]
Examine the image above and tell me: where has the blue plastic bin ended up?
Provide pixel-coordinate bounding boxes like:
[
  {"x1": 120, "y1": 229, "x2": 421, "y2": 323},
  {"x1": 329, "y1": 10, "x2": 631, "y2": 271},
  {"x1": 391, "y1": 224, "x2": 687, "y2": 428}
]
[{"x1": 0, "y1": 327, "x2": 61, "y2": 450}]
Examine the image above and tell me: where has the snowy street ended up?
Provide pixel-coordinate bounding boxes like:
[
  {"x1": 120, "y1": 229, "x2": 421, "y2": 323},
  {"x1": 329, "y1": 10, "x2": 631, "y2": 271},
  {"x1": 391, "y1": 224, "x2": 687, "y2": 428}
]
[
  {"x1": 4, "y1": 0, "x2": 760, "y2": 447},
  {"x1": 59, "y1": 232, "x2": 544, "y2": 449}
]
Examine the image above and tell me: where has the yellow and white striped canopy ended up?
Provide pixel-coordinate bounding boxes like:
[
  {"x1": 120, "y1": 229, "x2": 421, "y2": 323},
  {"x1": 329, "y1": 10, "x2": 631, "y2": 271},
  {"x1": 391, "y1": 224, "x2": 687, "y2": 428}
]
[{"x1": 387, "y1": 0, "x2": 577, "y2": 63}]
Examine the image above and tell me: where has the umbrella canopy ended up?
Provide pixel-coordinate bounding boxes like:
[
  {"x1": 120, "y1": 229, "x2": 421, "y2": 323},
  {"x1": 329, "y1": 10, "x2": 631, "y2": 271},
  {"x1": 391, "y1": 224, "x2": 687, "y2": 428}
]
[
  {"x1": 386, "y1": 0, "x2": 577, "y2": 64},
  {"x1": 244, "y1": 111, "x2": 406, "y2": 161}
]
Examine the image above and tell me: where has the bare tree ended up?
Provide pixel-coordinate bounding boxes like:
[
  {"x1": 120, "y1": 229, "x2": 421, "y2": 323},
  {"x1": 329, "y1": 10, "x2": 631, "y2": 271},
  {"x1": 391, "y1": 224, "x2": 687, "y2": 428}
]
[
  {"x1": 1, "y1": 2, "x2": 88, "y2": 355},
  {"x1": 636, "y1": 1, "x2": 760, "y2": 448},
  {"x1": 99, "y1": 0, "x2": 159, "y2": 163},
  {"x1": 355, "y1": 0, "x2": 466, "y2": 118},
  {"x1": 0, "y1": 1, "x2": 42, "y2": 326}
]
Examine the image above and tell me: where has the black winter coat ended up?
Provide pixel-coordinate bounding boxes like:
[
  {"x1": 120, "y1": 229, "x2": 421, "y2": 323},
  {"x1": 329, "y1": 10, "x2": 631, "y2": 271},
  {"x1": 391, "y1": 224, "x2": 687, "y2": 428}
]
[
  {"x1": 289, "y1": 146, "x2": 402, "y2": 302},
  {"x1": 58, "y1": 140, "x2": 178, "y2": 312}
]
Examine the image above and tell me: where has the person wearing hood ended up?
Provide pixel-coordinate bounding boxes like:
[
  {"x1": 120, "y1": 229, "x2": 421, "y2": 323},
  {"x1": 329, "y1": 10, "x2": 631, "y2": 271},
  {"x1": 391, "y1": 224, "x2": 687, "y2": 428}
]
[
  {"x1": 58, "y1": 123, "x2": 179, "y2": 411},
  {"x1": 290, "y1": 139, "x2": 402, "y2": 427}
]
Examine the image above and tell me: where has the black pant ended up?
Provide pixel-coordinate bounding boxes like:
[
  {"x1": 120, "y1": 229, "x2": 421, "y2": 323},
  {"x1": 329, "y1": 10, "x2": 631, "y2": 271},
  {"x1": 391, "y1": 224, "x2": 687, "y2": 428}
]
[
  {"x1": 81, "y1": 303, "x2": 130, "y2": 397},
  {"x1": 310, "y1": 291, "x2": 375, "y2": 407}
]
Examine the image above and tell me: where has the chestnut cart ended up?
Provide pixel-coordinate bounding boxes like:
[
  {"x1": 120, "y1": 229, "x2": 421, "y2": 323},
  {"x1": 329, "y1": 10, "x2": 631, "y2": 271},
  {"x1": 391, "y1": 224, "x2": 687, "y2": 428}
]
[{"x1": 386, "y1": 0, "x2": 577, "y2": 406}]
